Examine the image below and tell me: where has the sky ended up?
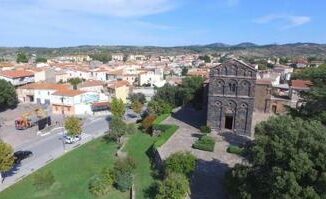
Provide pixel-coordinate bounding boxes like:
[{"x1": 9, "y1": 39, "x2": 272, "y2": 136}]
[{"x1": 0, "y1": 0, "x2": 325, "y2": 47}]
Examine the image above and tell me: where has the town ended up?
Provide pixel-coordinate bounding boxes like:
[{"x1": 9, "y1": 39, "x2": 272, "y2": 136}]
[
  {"x1": 0, "y1": 0, "x2": 325, "y2": 199},
  {"x1": 0, "y1": 48, "x2": 325, "y2": 198}
]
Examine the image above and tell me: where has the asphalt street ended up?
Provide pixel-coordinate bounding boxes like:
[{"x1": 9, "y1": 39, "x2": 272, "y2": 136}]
[{"x1": 0, "y1": 116, "x2": 109, "y2": 192}]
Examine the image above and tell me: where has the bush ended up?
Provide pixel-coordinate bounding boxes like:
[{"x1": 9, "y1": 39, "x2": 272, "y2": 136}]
[
  {"x1": 226, "y1": 145, "x2": 244, "y2": 155},
  {"x1": 142, "y1": 114, "x2": 157, "y2": 131},
  {"x1": 164, "y1": 152, "x2": 197, "y2": 178},
  {"x1": 200, "y1": 125, "x2": 211, "y2": 134},
  {"x1": 155, "y1": 173, "x2": 189, "y2": 199},
  {"x1": 115, "y1": 171, "x2": 133, "y2": 192},
  {"x1": 114, "y1": 156, "x2": 137, "y2": 174},
  {"x1": 126, "y1": 123, "x2": 138, "y2": 135},
  {"x1": 148, "y1": 99, "x2": 173, "y2": 115},
  {"x1": 33, "y1": 170, "x2": 55, "y2": 190},
  {"x1": 106, "y1": 117, "x2": 127, "y2": 143},
  {"x1": 88, "y1": 175, "x2": 110, "y2": 196},
  {"x1": 101, "y1": 167, "x2": 115, "y2": 185},
  {"x1": 193, "y1": 135, "x2": 215, "y2": 152}
]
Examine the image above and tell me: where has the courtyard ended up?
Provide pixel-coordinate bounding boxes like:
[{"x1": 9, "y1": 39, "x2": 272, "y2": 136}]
[{"x1": 158, "y1": 107, "x2": 272, "y2": 199}]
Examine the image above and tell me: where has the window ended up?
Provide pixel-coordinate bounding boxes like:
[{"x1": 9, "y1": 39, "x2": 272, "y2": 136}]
[{"x1": 229, "y1": 83, "x2": 236, "y2": 92}]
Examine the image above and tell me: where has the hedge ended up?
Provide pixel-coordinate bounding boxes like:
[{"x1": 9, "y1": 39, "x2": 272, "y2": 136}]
[
  {"x1": 192, "y1": 135, "x2": 215, "y2": 152},
  {"x1": 226, "y1": 145, "x2": 244, "y2": 156}
]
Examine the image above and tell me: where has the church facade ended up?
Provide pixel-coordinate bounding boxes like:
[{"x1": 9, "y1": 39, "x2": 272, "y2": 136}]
[{"x1": 207, "y1": 59, "x2": 257, "y2": 137}]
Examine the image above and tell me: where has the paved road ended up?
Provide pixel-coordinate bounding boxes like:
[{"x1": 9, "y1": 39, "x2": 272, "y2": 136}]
[{"x1": 0, "y1": 116, "x2": 109, "y2": 192}]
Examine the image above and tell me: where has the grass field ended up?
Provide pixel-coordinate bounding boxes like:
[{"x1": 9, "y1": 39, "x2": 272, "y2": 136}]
[
  {"x1": 0, "y1": 139, "x2": 128, "y2": 199},
  {"x1": 124, "y1": 133, "x2": 157, "y2": 199}
]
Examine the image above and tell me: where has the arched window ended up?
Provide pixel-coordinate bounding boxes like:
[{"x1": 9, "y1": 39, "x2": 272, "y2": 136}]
[{"x1": 228, "y1": 83, "x2": 237, "y2": 93}]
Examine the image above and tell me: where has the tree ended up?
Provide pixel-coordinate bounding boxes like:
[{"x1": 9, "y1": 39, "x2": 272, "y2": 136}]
[
  {"x1": 111, "y1": 98, "x2": 125, "y2": 118},
  {"x1": 141, "y1": 114, "x2": 157, "y2": 131},
  {"x1": 89, "y1": 53, "x2": 112, "y2": 63},
  {"x1": 181, "y1": 67, "x2": 188, "y2": 76},
  {"x1": 148, "y1": 100, "x2": 172, "y2": 115},
  {"x1": 106, "y1": 117, "x2": 127, "y2": 143},
  {"x1": 155, "y1": 173, "x2": 189, "y2": 199},
  {"x1": 64, "y1": 116, "x2": 82, "y2": 136},
  {"x1": 35, "y1": 57, "x2": 47, "y2": 63},
  {"x1": 198, "y1": 55, "x2": 211, "y2": 63},
  {"x1": 131, "y1": 100, "x2": 143, "y2": 114},
  {"x1": 292, "y1": 64, "x2": 326, "y2": 124},
  {"x1": 164, "y1": 152, "x2": 197, "y2": 178},
  {"x1": 153, "y1": 84, "x2": 181, "y2": 107},
  {"x1": 129, "y1": 93, "x2": 146, "y2": 104},
  {"x1": 0, "y1": 140, "x2": 14, "y2": 183},
  {"x1": 16, "y1": 52, "x2": 28, "y2": 63},
  {"x1": 67, "y1": 77, "x2": 83, "y2": 90},
  {"x1": 179, "y1": 76, "x2": 204, "y2": 106},
  {"x1": 225, "y1": 116, "x2": 326, "y2": 198},
  {"x1": 0, "y1": 79, "x2": 18, "y2": 110}
]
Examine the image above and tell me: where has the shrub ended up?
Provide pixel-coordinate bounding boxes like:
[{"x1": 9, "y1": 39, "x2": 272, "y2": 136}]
[
  {"x1": 226, "y1": 145, "x2": 244, "y2": 156},
  {"x1": 142, "y1": 114, "x2": 157, "y2": 131},
  {"x1": 33, "y1": 170, "x2": 55, "y2": 190},
  {"x1": 155, "y1": 173, "x2": 189, "y2": 199},
  {"x1": 114, "y1": 156, "x2": 137, "y2": 174},
  {"x1": 88, "y1": 175, "x2": 110, "y2": 196},
  {"x1": 193, "y1": 135, "x2": 215, "y2": 152},
  {"x1": 164, "y1": 152, "x2": 197, "y2": 178},
  {"x1": 115, "y1": 171, "x2": 133, "y2": 192},
  {"x1": 101, "y1": 167, "x2": 115, "y2": 185},
  {"x1": 200, "y1": 125, "x2": 211, "y2": 134},
  {"x1": 126, "y1": 123, "x2": 138, "y2": 135}
]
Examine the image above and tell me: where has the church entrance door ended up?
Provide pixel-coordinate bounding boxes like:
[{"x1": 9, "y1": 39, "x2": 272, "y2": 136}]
[{"x1": 225, "y1": 116, "x2": 233, "y2": 130}]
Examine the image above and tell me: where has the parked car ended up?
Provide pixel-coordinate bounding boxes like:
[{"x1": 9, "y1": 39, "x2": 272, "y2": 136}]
[
  {"x1": 13, "y1": 150, "x2": 33, "y2": 164},
  {"x1": 63, "y1": 135, "x2": 82, "y2": 144}
]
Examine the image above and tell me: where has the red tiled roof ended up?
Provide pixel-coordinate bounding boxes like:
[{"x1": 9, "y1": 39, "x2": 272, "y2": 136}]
[
  {"x1": 0, "y1": 70, "x2": 34, "y2": 78},
  {"x1": 107, "y1": 80, "x2": 129, "y2": 89},
  {"x1": 52, "y1": 89, "x2": 85, "y2": 97},
  {"x1": 291, "y1": 80, "x2": 313, "y2": 89},
  {"x1": 20, "y1": 82, "x2": 70, "y2": 91},
  {"x1": 80, "y1": 80, "x2": 105, "y2": 88}
]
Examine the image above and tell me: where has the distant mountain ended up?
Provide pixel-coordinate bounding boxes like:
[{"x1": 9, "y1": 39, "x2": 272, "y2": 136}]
[
  {"x1": 204, "y1": 43, "x2": 230, "y2": 48},
  {"x1": 234, "y1": 42, "x2": 258, "y2": 48},
  {"x1": 1, "y1": 42, "x2": 326, "y2": 59}
]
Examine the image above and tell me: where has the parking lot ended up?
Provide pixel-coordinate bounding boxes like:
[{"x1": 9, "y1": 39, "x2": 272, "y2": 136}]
[{"x1": 0, "y1": 103, "x2": 65, "y2": 149}]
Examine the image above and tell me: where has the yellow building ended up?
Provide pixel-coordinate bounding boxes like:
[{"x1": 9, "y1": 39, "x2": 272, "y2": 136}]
[{"x1": 107, "y1": 80, "x2": 130, "y2": 103}]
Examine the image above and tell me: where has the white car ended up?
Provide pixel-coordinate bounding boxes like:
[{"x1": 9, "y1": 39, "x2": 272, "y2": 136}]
[{"x1": 63, "y1": 135, "x2": 82, "y2": 144}]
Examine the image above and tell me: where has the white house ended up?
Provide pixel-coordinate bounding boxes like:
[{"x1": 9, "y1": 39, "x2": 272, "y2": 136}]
[
  {"x1": 139, "y1": 69, "x2": 166, "y2": 87},
  {"x1": 0, "y1": 70, "x2": 34, "y2": 86}
]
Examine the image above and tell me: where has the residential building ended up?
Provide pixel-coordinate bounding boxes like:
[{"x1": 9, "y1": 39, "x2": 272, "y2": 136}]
[
  {"x1": 107, "y1": 80, "x2": 130, "y2": 103},
  {"x1": 17, "y1": 82, "x2": 70, "y2": 104},
  {"x1": 0, "y1": 70, "x2": 34, "y2": 86}
]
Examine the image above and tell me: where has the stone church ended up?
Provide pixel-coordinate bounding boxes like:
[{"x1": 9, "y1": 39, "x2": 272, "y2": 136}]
[{"x1": 207, "y1": 59, "x2": 257, "y2": 137}]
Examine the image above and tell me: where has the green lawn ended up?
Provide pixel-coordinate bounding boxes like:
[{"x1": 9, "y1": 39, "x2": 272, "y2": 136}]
[
  {"x1": 153, "y1": 114, "x2": 170, "y2": 125},
  {"x1": 153, "y1": 125, "x2": 178, "y2": 149},
  {"x1": 124, "y1": 133, "x2": 156, "y2": 199},
  {"x1": 0, "y1": 139, "x2": 128, "y2": 199}
]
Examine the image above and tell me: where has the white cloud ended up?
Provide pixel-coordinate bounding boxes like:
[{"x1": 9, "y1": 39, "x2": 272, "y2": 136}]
[
  {"x1": 254, "y1": 14, "x2": 311, "y2": 29},
  {"x1": 37, "y1": 0, "x2": 179, "y2": 17}
]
